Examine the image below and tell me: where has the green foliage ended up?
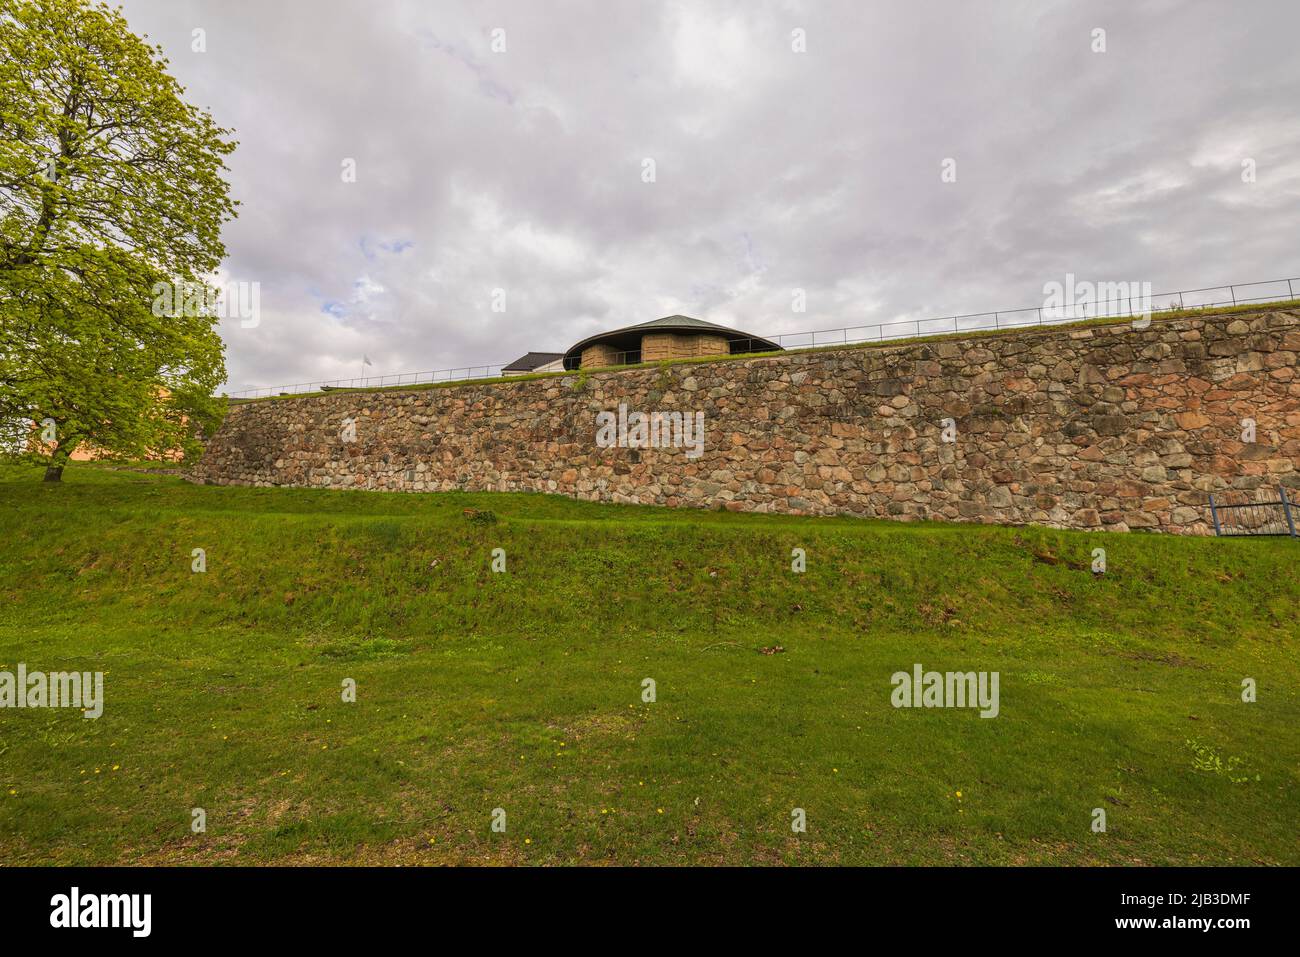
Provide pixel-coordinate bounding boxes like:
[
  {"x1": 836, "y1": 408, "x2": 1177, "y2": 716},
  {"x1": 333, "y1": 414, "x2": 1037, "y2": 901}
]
[
  {"x1": 1186, "y1": 739, "x2": 1257, "y2": 784},
  {"x1": 0, "y1": 0, "x2": 237, "y2": 476},
  {"x1": 463, "y1": 507, "x2": 497, "y2": 526}
]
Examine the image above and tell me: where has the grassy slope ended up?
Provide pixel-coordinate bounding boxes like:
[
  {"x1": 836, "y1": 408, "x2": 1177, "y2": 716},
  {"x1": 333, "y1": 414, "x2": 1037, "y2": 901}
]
[{"x1": 0, "y1": 465, "x2": 1296, "y2": 866}]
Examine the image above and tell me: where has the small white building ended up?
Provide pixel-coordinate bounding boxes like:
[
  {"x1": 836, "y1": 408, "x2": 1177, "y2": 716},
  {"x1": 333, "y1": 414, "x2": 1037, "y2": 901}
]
[{"x1": 501, "y1": 352, "x2": 566, "y2": 376}]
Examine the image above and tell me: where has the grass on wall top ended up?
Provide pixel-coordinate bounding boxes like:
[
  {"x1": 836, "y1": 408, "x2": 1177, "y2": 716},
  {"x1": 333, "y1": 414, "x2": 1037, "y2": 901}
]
[{"x1": 227, "y1": 299, "x2": 1300, "y2": 405}]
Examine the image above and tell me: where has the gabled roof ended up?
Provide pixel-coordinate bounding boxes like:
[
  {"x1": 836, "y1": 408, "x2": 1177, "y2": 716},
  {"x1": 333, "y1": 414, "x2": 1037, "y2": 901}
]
[{"x1": 501, "y1": 351, "x2": 565, "y2": 372}]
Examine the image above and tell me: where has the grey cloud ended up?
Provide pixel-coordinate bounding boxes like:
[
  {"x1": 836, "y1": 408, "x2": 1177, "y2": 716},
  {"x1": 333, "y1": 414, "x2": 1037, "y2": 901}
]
[{"x1": 118, "y1": 0, "x2": 1300, "y2": 392}]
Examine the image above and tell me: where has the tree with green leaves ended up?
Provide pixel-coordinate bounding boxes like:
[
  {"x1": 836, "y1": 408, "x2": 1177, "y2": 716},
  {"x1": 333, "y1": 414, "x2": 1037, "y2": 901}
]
[{"x1": 0, "y1": 0, "x2": 237, "y2": 480}]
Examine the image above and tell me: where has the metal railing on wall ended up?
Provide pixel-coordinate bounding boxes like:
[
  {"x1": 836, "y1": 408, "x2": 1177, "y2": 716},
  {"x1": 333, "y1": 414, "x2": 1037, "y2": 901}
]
[
  {"x1": 225, "y1": 275, "x2": 1299, "y2": 399},
  {"x1": 228, "y1": 365, "x2": 504, "y2": 399},
  {"x1": 1208, "y1": 486, "x2": 1299, "y2": 537}
]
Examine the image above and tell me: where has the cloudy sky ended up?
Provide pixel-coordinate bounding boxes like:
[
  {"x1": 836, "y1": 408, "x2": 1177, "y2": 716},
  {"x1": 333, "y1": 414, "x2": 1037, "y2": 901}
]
[{"x1": 116, "y1": 0, "x2": 1300, "y2": 394}]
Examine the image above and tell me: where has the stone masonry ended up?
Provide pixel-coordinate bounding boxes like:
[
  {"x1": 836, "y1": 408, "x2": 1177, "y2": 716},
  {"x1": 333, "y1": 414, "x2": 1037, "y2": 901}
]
[
  {"x1": 641, "y1": 331, "x2": 730, "y2": 362},
  {"x1": 191, "y1": 309, "x2": 1300, "y2": 534},
  {"x1": 579, "y1": 342, "x2": 621, "y2": 368}
]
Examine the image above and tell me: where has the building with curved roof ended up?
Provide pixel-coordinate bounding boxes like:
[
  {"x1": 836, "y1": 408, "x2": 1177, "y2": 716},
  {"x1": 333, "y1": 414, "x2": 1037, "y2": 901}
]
[{"x1": 562, "y1": 315, "x2": 782, "y2": 370}]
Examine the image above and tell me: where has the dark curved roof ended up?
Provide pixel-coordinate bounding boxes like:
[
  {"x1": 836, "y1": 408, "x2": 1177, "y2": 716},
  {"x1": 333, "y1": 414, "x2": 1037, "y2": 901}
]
[{"x1": 563, "y1": 315, "x2": 782, "y2": 368}]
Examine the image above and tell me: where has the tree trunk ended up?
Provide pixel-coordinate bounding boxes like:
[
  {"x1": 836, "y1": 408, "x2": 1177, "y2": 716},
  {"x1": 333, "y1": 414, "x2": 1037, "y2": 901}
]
[{"x1": 40, "y1": 432, "x2": 78, "y2": 483}]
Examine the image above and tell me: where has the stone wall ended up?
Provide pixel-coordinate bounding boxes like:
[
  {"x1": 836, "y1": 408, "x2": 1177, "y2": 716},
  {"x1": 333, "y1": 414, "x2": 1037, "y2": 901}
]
[{"x1": 192, "y1": 309, "x2": 1300, "y2": 534}]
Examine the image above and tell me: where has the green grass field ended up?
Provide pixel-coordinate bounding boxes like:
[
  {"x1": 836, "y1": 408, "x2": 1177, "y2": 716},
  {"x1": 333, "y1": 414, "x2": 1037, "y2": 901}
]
[{"x1": 0, "y1": 464, "x2": 1296, "y2": 865}]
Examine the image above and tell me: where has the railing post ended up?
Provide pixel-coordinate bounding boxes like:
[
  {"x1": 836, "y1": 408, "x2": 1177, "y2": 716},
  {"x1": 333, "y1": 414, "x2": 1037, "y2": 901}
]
[
  {"x1": 1229, "y1": 284, "x2": 1236, "y2": 306},
  {"x1": 1281, "y1": 485, "x2": 1297, "y2": 538},
  {"x1": 1209, "y1": 494, "x2": 1221, "y2": 536}
]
